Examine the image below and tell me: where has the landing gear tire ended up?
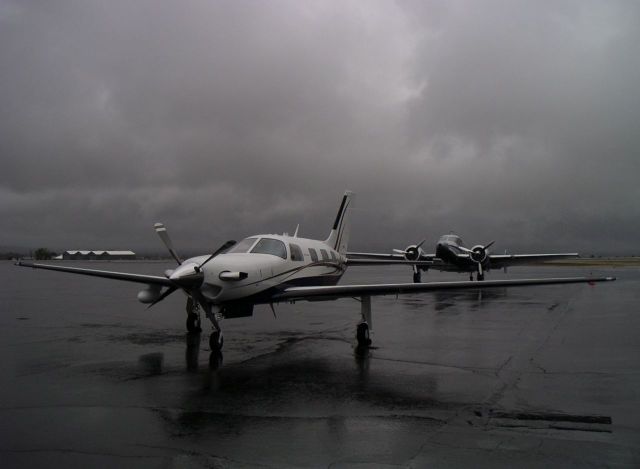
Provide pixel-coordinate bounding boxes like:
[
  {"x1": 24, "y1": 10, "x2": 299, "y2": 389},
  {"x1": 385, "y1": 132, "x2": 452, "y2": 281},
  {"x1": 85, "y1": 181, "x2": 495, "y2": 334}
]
[
  {"x1": 477, "y1": 273, "x2": 484, "y2": 281},
  {"x1": 356, "y1": 323, "x2": 372, "y2": 347},
  {"x1": 186, "y1": 313, "x2": 201, "y2": 333},
  {"x1": 413, "y1": 271, "x2": 421, "y2": 283},
  {"x1": 209, "y1": 330, "x2": 223, "y2": 352}
]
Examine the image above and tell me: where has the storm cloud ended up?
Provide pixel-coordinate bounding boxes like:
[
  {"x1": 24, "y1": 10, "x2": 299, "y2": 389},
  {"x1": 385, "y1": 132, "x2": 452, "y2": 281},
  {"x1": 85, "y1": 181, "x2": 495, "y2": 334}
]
[{"x1": 1, "y1": 0, "x2": 639, "y2": 255}]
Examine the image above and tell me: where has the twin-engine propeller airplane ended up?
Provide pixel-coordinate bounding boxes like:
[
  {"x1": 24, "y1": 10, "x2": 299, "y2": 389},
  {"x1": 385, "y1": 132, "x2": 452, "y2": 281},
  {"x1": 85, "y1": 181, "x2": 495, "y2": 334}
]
[
  {"x1": 349, "y1": 233, "x2": 579, "y2": 283},
  {"x1": 16, "y1": 192, "x2": 612, "y2": 353}
]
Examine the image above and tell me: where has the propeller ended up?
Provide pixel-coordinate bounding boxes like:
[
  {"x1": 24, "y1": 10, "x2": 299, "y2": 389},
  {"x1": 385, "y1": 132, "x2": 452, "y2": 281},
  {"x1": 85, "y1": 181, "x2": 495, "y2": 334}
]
[
  {"x1": 394, "y1": 239, "x2": 426, "y2": 261},
  {"x1": 148, "y1": 222, "x2": 237, "y2": 308},
  {"x1": 459, "y1": 240, "x2": 494, "y2": 279},
  {"x1": 196, "y1": 240, "x2": 236, "y2": 272},
  {"x1": 154, "y1": 223, "x2": 182, "y2": 265},
  {"x1": 147, "y1": 285, "x2": 178, "y2": 309}
]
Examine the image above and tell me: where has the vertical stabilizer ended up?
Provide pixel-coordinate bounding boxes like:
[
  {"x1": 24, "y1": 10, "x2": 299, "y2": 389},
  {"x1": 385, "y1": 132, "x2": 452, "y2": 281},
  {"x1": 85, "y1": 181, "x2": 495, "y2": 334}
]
[{"x1": 325, "y1": 191, "x2": 355, "y2": 254}]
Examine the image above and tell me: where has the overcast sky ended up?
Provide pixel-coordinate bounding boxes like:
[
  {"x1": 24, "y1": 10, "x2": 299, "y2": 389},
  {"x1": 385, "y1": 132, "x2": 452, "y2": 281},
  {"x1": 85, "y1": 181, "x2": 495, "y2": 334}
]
[{"x1": 1, "y1": 0, "x2": 639, "y2": 255}]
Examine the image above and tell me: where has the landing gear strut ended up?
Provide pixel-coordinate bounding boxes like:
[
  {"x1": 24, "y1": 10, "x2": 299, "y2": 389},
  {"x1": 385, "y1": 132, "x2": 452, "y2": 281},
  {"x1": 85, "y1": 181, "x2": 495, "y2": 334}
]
[
  {"x1": 412, "y1": 266, "x2": 422, "y2": 283},
  {"x1": 185, "y1": 298, "x2": 201, "y2": 333}
]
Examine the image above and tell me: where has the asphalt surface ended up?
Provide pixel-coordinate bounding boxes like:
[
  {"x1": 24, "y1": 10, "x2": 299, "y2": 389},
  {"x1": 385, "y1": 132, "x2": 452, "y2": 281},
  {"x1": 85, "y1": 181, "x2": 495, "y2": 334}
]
[{"x1": 1, "y1": 261, "x2": 639, "y2": 468}]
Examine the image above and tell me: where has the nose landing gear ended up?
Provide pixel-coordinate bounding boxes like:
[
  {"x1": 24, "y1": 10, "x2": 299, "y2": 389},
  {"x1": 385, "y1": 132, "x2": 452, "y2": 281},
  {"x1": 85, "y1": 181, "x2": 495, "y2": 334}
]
[
  {"x1": 209, "y1": 330, "x2": 224, "y2": 353},
  {"x1": 185, "y1": 298, "x2": 202, "y2": 333}
]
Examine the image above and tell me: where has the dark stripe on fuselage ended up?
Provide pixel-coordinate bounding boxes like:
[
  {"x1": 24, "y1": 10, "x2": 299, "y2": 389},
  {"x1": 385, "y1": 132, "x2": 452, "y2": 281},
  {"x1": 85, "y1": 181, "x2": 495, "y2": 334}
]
[
  {"x1": 233, "y1": 261, "x2": 346, "y2": 289},
  {"x1": 236, "y1": 273, "x2": 345, "y2": 305}
]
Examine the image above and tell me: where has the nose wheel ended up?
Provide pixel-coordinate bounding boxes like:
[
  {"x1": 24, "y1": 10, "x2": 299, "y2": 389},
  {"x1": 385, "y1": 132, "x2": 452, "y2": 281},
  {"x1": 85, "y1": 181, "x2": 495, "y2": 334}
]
[{"x1": 209, "y1": 330, "x2": 224, "y2": 352}]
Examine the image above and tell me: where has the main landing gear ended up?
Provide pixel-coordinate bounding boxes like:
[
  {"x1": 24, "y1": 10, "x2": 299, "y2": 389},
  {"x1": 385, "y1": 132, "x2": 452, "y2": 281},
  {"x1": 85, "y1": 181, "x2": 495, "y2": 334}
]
[
  {"x1": 356, "y1": 295, "x2": 373, "y2": 347},
  {"x1": 357, "y1": 322, "x2": 372, "y2": 347},
  {"x1": 413, "y1": 266, "x2": 422, "y2": 283},
  {"x1": 469, "y1": 271, "x2": 485, "y2": 281}
]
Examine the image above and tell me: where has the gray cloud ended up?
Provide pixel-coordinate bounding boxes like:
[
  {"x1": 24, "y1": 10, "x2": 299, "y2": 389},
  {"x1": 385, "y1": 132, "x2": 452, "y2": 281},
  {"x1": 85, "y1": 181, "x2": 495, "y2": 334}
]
[{"x1": 1, "y1": 0, "x2": 639, "y2": 255}]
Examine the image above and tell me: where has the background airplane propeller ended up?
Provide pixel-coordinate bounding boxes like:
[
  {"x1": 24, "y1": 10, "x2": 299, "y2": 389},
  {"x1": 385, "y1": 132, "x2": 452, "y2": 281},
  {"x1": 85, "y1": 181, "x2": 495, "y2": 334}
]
[
  {"x1": 394, "y1": 239, "x2": 426, "y2": 261},
  {"x1": 459, "y1": 240, "x2": 495, "y2": 279}
]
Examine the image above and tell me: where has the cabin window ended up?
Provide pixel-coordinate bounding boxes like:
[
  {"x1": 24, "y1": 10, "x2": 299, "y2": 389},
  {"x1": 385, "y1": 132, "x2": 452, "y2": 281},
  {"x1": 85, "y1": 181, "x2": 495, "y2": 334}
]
[
  {"x1": 308, "y1": 248, "x2": 319, "y2": 262},
  {"x1": 289, "y1": 243, "x2": 304, "y2": 262},
  {"x1": 250, "y1": 238, "x2": 287, "y2": 259},
  {"x1": 228, "y1": 237, "x2": 258, "y2": 253},
  {"x1": 330, "y1": 251, "x2": 337, "y2": 261},
  {"x1": 320, "y1": 249, "x2": 329, "y2": 261}
]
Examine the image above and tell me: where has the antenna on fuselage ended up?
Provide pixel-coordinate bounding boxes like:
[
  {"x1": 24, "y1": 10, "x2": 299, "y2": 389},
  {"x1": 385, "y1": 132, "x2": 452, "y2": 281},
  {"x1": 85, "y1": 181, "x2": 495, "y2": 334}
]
[{"x1": 293, "y1": 224, "x2": 299, "y2": 237}]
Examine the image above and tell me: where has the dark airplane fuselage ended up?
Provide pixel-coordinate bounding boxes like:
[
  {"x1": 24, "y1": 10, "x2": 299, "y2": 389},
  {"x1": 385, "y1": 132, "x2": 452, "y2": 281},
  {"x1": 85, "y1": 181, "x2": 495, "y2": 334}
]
[{"x1": 435, "y1": 234, "x2": 489, "y2": 272}]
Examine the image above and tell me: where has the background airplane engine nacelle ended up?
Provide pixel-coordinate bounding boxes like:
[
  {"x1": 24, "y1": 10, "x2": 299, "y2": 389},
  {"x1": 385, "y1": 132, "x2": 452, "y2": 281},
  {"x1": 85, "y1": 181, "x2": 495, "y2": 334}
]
[
  {"x1": 137, "y1": 285, "x2": 162, "y2": 304},
  {"x1": 404, "y1": 245, "x2": 422, "y2": 261},
  {"x1": 470, "y1": 245, "x2": 489, "y2": 263}
]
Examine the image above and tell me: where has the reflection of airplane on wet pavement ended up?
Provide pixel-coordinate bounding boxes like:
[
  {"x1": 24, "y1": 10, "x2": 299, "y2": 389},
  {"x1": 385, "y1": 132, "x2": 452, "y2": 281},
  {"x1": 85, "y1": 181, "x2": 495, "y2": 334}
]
[
  {"x1": 349, "y1": 233, "x2": 579, "y2": 282},
  {"x1": 16, "y1": 192, "x2": 611, "y2": 354}
]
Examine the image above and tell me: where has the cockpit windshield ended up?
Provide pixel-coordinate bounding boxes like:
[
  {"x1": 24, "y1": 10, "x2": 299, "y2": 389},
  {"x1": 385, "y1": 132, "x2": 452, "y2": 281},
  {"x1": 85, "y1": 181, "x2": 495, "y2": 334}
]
[
  {"x1": 250, "y1": 238, "x2": 287, "y2": 259},
  {"x1": 227, "y1": 237, "x2": 258, "y2": 254},
  {"x1": 443, "y1": 234, "x2": 463, "y2": 245}
]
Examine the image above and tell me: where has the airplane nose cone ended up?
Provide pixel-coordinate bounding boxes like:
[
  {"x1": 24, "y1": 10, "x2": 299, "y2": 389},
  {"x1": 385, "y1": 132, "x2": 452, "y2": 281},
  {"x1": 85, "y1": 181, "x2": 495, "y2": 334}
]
[{"x1": 169, "y1": 263, "x2": 204, "y2": 289}]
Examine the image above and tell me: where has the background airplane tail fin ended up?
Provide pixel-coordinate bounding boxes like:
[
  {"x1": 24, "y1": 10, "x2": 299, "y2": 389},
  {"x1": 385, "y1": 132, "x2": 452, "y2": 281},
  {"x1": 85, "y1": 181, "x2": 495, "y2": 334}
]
[{"x1": 325, "y1": 191, "x2": 355, "y2": 255}]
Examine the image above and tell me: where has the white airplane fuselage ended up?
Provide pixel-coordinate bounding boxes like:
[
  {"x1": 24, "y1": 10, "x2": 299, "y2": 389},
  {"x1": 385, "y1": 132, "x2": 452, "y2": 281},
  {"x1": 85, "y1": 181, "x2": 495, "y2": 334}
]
[{"x1": 176, "y1": 234, "x2": 346, "y2": 305}]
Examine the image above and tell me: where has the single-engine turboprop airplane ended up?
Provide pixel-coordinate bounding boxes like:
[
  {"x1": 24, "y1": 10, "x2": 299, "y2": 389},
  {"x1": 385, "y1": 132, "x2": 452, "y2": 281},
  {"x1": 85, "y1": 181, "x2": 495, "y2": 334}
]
[
  {"x1": 16, "y1": 192, "x2": 612, "y2": 353},
  {"x1": 349, "y1": 233, "x2": 579, "y2": 282}
]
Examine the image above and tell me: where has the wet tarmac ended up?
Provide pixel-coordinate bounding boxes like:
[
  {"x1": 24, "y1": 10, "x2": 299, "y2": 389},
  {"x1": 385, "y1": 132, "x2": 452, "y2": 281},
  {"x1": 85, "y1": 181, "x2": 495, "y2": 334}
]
[{"x1": 1, "y1": 261, "x2": 639, "y2": 468}]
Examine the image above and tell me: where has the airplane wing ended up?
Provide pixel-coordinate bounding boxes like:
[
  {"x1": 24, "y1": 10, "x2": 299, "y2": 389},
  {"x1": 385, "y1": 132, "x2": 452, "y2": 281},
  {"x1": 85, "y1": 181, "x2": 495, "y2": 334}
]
[
  {"x1": 346, "y1": 254, "x2": 460, "y2": 271},
  {"x1": 346, "y1": 258, "x2": 436, "y2": 267},
  {"x1": 274, "y1": 276, "x2": 614, "y2": 302},
  {"x1": 347, "y1": 252, "x2": 437, "y2": 261},
  {"x1": 15, "y1": 260, "x2": 173, "y2": 286},
  {"x1": 488, "y1": 253, "x2": 579, "y2": 268}
]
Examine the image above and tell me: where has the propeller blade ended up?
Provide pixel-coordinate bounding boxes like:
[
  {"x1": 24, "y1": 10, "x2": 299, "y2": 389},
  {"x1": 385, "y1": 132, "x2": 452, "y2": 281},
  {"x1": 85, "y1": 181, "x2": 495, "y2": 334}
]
[
  {"x1": 458, "y1": 246, "x2": 474, "y2": 254},
  {"x1": 199, "y1": 240, "x2": 237, "y2": 270},
  {"x1": 416, "y1": 239, "x2": 427, "y2": 249},
  {"x1": 484, "y1": 240, "x2": 495, "y2": 250},
  {"x1": 154, "y1": 223, "x2": 182, "y2": 265},
  {"x1": 393, "y1": 249, "x2": 407, "y2": 254},
  {"x1": 147, "y1": 285, "x2": 178, "y2": 309}
]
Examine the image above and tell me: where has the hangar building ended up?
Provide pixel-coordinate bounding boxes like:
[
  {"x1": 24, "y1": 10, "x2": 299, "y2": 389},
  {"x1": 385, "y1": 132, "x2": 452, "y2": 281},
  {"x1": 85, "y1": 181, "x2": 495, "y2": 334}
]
[{"x1": 58, "y1": 250, "x2": 136, "y2": 260}]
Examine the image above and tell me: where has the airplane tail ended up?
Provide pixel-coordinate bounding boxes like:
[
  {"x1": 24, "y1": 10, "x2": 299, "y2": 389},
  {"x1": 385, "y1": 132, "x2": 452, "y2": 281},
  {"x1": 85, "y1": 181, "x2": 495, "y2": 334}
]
[{"x1": 325, "y1": 191, "x2": 355, "y2": 255}]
